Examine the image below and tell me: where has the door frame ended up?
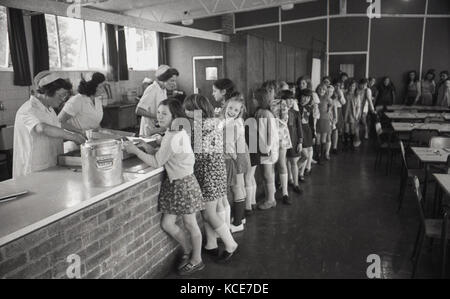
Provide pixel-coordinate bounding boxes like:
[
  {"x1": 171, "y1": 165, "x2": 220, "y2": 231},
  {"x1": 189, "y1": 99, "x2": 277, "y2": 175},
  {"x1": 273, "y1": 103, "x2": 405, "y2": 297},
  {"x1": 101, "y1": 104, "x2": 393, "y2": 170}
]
[
  {"x1": 328, "y1": 51, "x2": 369, "y2": 78},
  {"x1": 192, "y1": 56, "x2": 224, "y2": 94}
]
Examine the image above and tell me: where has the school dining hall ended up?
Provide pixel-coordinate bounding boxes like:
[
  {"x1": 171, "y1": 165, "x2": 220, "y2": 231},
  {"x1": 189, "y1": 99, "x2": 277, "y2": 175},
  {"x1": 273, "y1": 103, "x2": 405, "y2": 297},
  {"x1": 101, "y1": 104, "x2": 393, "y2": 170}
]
[{"x1": 0, "y1": 0, "x2": 449, "y2": 282}]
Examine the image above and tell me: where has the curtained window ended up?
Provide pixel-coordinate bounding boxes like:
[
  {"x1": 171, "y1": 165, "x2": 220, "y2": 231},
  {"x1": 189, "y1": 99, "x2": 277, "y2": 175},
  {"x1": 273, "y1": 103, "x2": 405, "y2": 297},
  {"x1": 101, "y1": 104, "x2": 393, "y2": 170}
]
[
  {"x1": 7, "y1": 8, "x2": 32, "y2": 86},
  {"x1": 105, "y1": 24, "x2": 129, "y2": 81},
  {"x1": 31, "y1": 14, "x2": 50, "y2": 76}
]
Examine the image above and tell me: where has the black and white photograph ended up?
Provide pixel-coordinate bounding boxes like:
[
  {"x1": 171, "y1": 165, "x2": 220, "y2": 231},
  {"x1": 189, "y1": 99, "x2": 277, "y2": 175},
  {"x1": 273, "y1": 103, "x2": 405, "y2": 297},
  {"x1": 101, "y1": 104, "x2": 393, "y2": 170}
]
[{"x1": 0, "y1": 0, "x2": 449, "y2": 284}]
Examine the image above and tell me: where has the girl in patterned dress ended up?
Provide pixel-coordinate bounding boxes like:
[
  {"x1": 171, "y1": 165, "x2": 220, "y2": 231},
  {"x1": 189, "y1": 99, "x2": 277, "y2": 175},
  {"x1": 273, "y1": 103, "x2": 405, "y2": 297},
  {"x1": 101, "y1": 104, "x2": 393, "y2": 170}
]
[
  {"x1": 223, "y1": 93, "x2": 252, "y2": 232},
  {"x1": 211, "y1": 79, "x2": 236, "y2": 229},
  {"x1": 270, "y1": 95, "x2": 293, "y2": 204},
  {"x1": 123, "y1": 99, "x2": 205, "y2": 275},
  {"x1": 183, "y1": 94, "x2": 239, "y2": 262}
]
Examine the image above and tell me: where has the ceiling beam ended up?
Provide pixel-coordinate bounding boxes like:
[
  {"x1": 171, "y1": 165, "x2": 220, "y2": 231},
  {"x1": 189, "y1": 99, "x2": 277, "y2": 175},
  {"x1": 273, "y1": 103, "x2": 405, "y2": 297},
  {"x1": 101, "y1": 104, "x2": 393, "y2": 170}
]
[
  {"x1": 124, "y1": 0, "x2": 317, "y2": 23},
  {"x1": 0, "y1": 0, "x2": 230, "y2": 42}
]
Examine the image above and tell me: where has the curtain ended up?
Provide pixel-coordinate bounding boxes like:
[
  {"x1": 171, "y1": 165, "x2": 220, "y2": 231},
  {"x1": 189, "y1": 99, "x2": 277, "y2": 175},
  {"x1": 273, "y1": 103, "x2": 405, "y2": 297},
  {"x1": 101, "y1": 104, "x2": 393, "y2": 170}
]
[
  {"x1": 7, "y1": 8, "x2": 32, "y2": 86},
  {"x1": 157, "y1": 32, "x2": 167, "y2": 65},
  {"x1": 31, "y1": 14, "x2": 49, "y2": 76},
  {"x1": 105, "y1": 24, "x2": 118, "y2": 81},
  {"x1": 117, "y1": 26, "x2": 129, "y2": 81}
]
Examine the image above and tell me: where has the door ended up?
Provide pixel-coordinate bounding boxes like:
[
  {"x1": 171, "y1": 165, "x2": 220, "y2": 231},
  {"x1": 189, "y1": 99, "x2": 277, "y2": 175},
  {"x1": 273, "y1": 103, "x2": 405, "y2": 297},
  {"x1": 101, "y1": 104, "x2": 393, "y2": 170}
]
[
  {"x1": 193, "y1": 56, "x2": 224, "y2": 101},
  {"x1": 329, "y1": 54, "x2": 367, "y2": 80}
]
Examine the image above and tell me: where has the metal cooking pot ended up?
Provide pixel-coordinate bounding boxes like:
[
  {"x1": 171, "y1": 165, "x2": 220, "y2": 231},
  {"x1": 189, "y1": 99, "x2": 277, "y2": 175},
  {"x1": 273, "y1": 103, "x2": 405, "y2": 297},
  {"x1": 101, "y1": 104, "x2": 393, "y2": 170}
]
[{"x1": 81, "y1": 139, "x2": 123, "y2": 188}]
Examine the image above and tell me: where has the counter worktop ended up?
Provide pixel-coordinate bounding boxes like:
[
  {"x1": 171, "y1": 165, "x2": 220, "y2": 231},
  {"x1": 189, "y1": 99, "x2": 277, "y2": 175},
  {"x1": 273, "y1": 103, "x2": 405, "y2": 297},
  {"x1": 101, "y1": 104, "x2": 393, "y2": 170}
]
[{"x1": 0, "y1": 159, "x2": 164, "y2": 247}]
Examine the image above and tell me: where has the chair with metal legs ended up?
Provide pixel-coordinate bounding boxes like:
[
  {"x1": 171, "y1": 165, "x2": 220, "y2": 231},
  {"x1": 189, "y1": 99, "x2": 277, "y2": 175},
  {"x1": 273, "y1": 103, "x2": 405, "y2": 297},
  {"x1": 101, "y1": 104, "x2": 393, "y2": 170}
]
[
  {"x1": 398, "y1": 141, "x2": 424, "y2": 213},
  {"x1": 411, "y1": 176, "x2": 450, "y2": 278}
]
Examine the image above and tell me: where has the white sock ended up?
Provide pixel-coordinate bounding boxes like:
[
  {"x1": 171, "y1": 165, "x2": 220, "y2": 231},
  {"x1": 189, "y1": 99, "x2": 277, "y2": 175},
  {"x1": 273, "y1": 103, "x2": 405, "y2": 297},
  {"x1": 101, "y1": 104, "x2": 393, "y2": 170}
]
[
  {"x1": 204, "y1": 221, "x2": 218, "y2": 250},
  {"x1": 218, "y1": 210, "x2": 226, "y2": 223},
  {"x1": 280, "y1": 174, "x2": 288, "y2": 196},
  {"x1": 245, "y1": 186, "x2": 253, "y2": 210},
  {"x1": 250, "y1": 186, "x2": 257, "y2": 205},
  {"x1": 224, "y1": 205, "x2": 231, "y2": 228},
  {"x1": 215, "y1": 224, "x2": 238, "y2": 252},
  {"x1": 266, "y1": 183, "x2": 276, "y2": 202}
]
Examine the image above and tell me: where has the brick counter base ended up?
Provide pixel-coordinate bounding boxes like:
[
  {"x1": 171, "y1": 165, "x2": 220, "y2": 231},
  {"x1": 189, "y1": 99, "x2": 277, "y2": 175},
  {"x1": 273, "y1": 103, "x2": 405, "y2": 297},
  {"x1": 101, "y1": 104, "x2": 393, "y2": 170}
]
[{"x1": 0, "y1": 172, "x2": 184, "y2": 279}]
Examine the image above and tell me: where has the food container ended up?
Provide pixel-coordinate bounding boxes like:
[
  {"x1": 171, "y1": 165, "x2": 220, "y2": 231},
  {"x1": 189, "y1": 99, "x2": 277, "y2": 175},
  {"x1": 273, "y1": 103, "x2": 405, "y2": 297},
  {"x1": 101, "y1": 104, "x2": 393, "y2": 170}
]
[{"x1": 81, "y1": 139, "x2": 123, "y2": 188}]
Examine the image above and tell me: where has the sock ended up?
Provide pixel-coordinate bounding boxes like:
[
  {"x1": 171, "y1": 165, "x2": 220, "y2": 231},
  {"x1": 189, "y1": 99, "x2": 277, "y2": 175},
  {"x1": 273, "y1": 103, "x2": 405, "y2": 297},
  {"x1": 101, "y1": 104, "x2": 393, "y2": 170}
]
[
  {"x1": 266, "y1": 183, "x2": 276, "y2": 202},
  {"x1": 203, "y1": 221, "x2": 218, "y2": 250},
  {"x1": 224, "y1": 204, "x2": 231, "y2": 228},
  {"x1": 218, "y1": 210, "x2": 226, "y2": 223},
  {"x1": 245, "y1": 186, "x2": 253, "y2": 210},
  {"x1": 215, "y1": 224, "x2": 238, "y2": 253},
  {"x1": 250, "y1": 186, "x2": 257, "y2": 205},
  {"x1": 325, "y1": 142, "x2": 332, "y2": 157},
  {"x1": 232, "y1": 201, "x2": 246, "y2": 226},
  {"x1": 280, "y1": 173, "x2": 289, "y2": 196}
]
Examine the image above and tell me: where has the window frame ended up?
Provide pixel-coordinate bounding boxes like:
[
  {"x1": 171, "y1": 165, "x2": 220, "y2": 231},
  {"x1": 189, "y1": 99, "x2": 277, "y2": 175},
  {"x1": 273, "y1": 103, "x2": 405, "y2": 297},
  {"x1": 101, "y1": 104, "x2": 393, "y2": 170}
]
[
  {"x1": 47, "y1": 14, "x2": 107, "y2": 72},
  {"x1": 125, "y1": 27, "x2": 158, "y2": 71},
  {"x1": 0, "y1": 6, "x2": 13, "y2": 72}
]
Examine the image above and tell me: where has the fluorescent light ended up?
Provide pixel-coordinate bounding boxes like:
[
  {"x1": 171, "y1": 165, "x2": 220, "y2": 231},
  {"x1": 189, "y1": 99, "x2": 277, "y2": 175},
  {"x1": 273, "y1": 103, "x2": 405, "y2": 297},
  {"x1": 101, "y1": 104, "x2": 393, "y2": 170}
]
[
  {"x1": 281, "y1": 3, "x2": 294, "y2": 10},
  {"x1": 182, "y1": 19, "x2": 194, "y2": 26}
]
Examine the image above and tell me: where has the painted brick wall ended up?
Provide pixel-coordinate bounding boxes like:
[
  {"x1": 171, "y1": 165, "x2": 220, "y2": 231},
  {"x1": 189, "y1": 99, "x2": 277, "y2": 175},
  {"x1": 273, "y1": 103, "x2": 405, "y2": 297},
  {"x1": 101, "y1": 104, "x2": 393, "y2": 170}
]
[{"x1": 0, "y1": 173, "x2": 183, "y2": 279}]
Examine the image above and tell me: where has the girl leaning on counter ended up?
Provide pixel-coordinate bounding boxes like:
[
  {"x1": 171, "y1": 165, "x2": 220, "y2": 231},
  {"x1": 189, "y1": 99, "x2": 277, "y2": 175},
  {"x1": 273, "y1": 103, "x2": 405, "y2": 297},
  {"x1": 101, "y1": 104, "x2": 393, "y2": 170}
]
[
  {"x1": 123, "y1": 99, "x2": 206, "y2": 276},
  {"x1": 13, "y1": 71, "x2": 86, "y2": 178}
]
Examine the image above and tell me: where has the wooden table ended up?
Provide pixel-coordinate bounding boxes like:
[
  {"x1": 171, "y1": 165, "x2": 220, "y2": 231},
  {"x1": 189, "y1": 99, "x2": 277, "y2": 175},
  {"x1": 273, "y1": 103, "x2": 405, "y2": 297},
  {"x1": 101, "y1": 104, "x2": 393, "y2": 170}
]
[
  {"x1": 386, "y1": 105, "x2": 450, "y2": 112},
  {"x1": 391, "y1": 122, "x2": 450, "y2": 133},
  {"x1": 385, "y1": 112, "x2": 450, "y2": 122},
  {"x1": 411, "y1": 147, "x2": 450, "y2": 200}
]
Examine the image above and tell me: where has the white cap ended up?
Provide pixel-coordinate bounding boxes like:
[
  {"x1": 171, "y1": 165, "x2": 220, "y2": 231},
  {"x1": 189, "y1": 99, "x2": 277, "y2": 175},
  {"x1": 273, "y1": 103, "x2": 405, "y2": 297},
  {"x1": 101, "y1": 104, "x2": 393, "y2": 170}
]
[
  {"x1": 34, "y1": 71, "x2": 62, "y2": 88},
  {"x1": 155, "y1": 65, "x2": 171, "y2": 79},
  {"x1": 143, "y1": 77, "x2": 152, "y2": 84}
]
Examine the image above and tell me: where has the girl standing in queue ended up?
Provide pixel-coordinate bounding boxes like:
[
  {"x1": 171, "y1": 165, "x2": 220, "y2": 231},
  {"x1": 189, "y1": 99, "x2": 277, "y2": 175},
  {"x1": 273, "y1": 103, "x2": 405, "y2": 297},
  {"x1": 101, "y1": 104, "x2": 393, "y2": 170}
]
[
  {"x1": 298, "y1": 89, "x2": 316, "y2": 179},
  {"x1": 281, "y1": 90, "x2": 304, "y2": 192},
  {"x1": 270, "y1": 93, "x2": 293, "y2": 205},
  {"x1": 212, "y1": 79, "x2": 236, "y2": 116},
  {"x1": 254, "y1": 88, "x2": 280, "y2": 210},
  {"x1": 315, "y1": 84, "x2": 333, "y2": 162},
  {"x1": 124, "y1": 99, "x2": 205, "y2": 275},
  {"x1": 419, "y1": 70, "x2": 436, "y2": 106},
  {"x1": 343, "y1": 80, "x2": 361, "y2": 149},
  {"x1": 405, "y1": 71, "x2": 420, "y2": 106},
  {"x1": 357, "y1": 78, "x2": 375, "y2": 141},
  {"x1": 223, "y1": 93, "x2": 252, "y2": 231},
  {"x1": 211, "y1": 78, "x2": 236, "y2": 228},
  {"x1": 296, "y1": 76, "x2": 320, "y2": 166},
  {"x1": 331, "y1": 81, "x2": 346, "y2": 154},
  {"x1": 183, "y1": 94, "x2": 239, "y2": 262}
]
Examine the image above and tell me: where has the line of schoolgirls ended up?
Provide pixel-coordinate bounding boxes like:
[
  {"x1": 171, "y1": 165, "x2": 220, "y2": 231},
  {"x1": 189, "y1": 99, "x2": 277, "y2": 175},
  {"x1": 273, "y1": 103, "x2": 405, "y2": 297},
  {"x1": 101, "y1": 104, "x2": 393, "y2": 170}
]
[{"x1": 123, "y1": 74, "x2": 375, "y2": 276}]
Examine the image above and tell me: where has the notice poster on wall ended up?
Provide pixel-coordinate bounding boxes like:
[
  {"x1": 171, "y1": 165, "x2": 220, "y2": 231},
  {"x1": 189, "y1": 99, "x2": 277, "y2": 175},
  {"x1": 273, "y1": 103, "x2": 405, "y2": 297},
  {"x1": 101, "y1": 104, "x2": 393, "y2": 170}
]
[{"x1": 206, "y1": 67, "x2": 218, "y2": 81}]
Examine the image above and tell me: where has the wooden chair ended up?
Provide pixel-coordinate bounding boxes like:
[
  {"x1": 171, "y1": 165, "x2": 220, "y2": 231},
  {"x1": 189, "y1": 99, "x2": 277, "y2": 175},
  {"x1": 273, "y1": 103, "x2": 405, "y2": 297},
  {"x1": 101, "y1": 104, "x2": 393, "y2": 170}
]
[
  {"x1": 410, "y1": 129, "x2": 440, "y2": 147},
  {"x1": 411, "y1": 176, "x2": 450, "y2": 278},
  {"x1": 398, "y1": 141, "x2": 425, "y2": 213}
]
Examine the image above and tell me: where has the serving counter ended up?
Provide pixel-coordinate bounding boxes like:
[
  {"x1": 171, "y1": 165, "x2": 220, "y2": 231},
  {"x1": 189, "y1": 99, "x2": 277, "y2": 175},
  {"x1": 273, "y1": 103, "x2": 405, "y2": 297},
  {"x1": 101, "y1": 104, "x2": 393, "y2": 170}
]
[{"x1": 0, "y1": 159, "x2": 181, "y2": 279}]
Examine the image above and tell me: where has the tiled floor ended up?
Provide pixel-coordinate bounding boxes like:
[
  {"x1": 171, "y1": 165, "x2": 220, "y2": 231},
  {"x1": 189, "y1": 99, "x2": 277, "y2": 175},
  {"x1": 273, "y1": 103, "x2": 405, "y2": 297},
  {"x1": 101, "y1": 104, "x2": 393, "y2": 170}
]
[{"x1": 165, "y1": 142, "x2": 449, "y2": 279}]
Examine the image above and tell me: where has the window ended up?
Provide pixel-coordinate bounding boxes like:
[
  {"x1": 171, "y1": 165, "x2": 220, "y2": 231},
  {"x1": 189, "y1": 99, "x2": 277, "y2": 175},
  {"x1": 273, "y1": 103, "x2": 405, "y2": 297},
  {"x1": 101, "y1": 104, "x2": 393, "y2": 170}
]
[
  {"x1": 0, "y1": 6, "x2": 12, "y2": 70},
  {"x1": 125, "y1": 28, "x2": 158, "y2": 71},
  {"x1": 45, "y1": 14, "x2": 106, "y2": 70}
]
